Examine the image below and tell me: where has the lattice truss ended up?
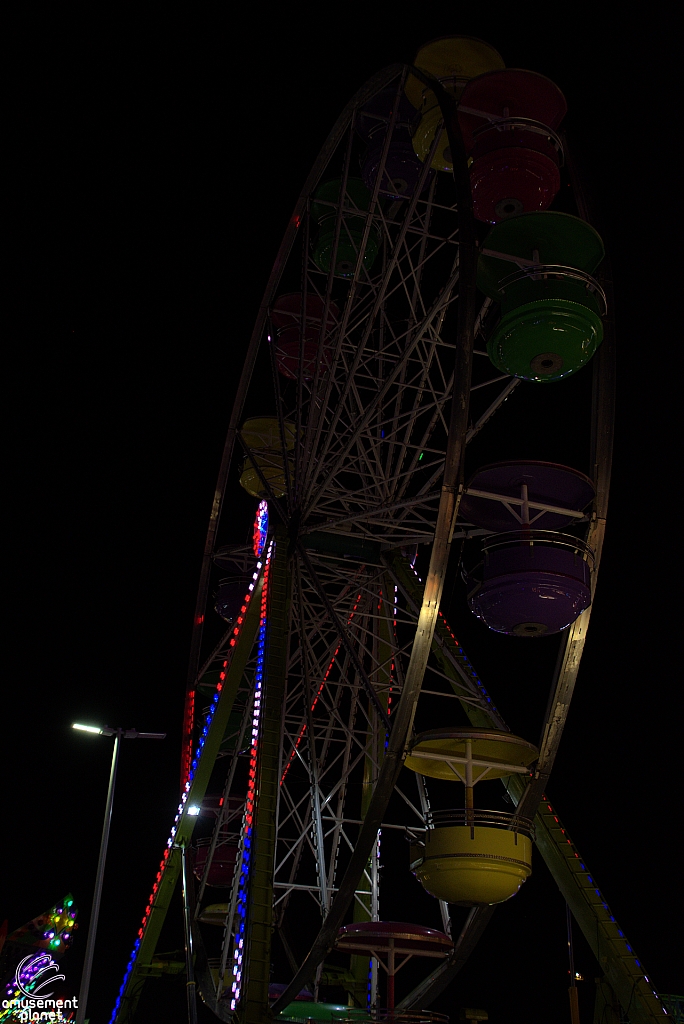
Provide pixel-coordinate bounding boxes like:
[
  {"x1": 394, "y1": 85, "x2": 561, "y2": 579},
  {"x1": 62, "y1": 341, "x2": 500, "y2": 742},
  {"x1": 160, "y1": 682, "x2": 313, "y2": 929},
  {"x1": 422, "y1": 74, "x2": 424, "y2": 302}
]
[
  {"x1": 275, "y1": 556, "x2": 405, "y2": 920},
  {"x1": 238, "y1": 73, "x2": 510, "y2": 547},
  {"x1": 198, "y1": 549, "x2": 500, "y2": 974}
]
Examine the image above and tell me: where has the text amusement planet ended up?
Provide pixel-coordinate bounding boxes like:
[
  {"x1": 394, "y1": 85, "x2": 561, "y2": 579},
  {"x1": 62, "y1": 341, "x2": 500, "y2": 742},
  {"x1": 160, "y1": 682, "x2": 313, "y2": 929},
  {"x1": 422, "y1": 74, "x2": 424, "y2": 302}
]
[{"x1": 3, "y1": 953, "x2": 78, "y2": 1022}]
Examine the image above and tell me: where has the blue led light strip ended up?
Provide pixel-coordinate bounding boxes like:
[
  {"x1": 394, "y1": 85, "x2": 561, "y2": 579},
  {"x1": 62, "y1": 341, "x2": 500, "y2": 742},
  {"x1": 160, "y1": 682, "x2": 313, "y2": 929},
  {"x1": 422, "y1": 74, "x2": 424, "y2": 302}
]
[
  {"x1": 229, "y1": 540, "x2": 272, "y2": 1009},
  {"x1": 108, "y1": 554, "x2": 269, "y2": 1023}
]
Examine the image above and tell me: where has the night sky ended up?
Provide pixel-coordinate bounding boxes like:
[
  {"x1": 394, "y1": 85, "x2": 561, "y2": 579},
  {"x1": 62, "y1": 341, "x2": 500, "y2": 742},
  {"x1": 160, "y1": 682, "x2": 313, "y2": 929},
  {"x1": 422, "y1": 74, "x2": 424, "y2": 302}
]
[{"x1": 5, "y1": 7, "x2": 680, "y2": 1023}]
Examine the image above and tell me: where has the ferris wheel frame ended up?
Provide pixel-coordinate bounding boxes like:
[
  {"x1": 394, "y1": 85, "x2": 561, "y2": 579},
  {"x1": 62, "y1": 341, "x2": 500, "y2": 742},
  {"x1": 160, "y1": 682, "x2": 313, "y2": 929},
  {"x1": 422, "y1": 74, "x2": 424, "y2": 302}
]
[{"x1": 109, "y1": 56, "x2": 667, "y2": 1024}]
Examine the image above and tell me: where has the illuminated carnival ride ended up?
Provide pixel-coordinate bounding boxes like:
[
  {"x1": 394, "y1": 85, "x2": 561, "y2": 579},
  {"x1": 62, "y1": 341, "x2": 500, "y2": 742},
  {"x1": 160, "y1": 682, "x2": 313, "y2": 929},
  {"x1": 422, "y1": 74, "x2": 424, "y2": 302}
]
[{"x1": 107, "y1": 35, "x2": 674, "y2": 1024}]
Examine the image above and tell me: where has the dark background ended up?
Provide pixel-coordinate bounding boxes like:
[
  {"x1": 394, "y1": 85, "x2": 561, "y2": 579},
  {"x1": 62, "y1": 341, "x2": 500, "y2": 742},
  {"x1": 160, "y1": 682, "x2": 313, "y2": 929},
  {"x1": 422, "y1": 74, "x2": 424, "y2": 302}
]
[{"x1": 5, "y1": 4, "x2": 680, "y2": 1022}]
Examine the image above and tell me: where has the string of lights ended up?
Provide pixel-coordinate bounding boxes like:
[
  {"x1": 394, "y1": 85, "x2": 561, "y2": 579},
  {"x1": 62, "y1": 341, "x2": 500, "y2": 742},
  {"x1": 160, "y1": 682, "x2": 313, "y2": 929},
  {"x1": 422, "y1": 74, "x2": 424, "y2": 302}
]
[
  {"x1": 228, "y1": 540, "x2": 273, "y2": 1010},
  {"x1": 539, "y1": 797, "x2": 669, "y2": 1015},
  {"x1": 253, "y1": 500, "x2": 269, "y2": 558},
  {"x1": 2, "y1": 898, "x2": 77, "y2": 1017},
  {"x1": 108, "y1": 554, "x2": 268, "y2": 1022}
]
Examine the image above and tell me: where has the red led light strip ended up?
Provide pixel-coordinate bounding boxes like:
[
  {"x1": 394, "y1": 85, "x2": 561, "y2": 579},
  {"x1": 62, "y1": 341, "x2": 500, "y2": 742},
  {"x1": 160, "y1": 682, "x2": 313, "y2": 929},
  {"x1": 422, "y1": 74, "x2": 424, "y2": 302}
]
[
  {"x1": 110, "y1": 561, "x2": 265, "y2": 1021},
  {"x1": 280, "y1": 592, "x2": 362, "y2": 785}
]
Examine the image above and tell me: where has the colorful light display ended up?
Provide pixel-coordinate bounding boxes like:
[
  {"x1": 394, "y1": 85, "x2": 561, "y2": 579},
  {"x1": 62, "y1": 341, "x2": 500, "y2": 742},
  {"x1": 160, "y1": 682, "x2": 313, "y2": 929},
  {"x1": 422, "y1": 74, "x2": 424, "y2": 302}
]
[
  {"x1": 108, "y1": 553, "x2": 269, "y2": 1023},
  {"x1": 106, "y1": 542, "x2": 670, "y2": 1022},
  {"x1": 2, "y1": 897, "x2": 77, "y2": 965},
  {"x1": 1, "y1": 899, "x2": 78, "y2": 1024},
  {"x1": 179, "y1": 506, "x2": 268, "y2": 802},
  {"x1": 253, "y1": 500, "x2": 269, "y2": 558}
]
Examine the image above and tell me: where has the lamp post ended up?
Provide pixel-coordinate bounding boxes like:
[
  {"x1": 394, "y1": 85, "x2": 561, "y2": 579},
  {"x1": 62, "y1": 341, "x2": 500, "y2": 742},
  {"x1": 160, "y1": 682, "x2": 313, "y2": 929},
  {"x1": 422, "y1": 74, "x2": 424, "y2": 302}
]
[{"x1": 72, "y1": 724, "x2": 166, "y2": 1024}]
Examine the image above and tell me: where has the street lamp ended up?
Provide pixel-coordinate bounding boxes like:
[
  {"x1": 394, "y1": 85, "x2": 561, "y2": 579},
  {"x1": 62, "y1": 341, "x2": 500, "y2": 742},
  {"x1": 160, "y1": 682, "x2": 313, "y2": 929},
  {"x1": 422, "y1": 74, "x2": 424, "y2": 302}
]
[{"x1": 72, "y1": 724, "x2": 166, "y2": 1024}]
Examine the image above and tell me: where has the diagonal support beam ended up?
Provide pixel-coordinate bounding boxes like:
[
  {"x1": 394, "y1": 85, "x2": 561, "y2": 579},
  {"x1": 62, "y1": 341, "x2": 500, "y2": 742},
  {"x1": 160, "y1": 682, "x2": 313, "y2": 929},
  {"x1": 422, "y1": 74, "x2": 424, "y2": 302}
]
[
  {"x1": 244, "y1": 536, "x2": 291, "y2": 1024},
  {"x1": 113, "y1": 570, "x2": 265, "y2": 1023},
  {"x1": 396, "y1": 906, "x2": 495, "y2": 1011}
]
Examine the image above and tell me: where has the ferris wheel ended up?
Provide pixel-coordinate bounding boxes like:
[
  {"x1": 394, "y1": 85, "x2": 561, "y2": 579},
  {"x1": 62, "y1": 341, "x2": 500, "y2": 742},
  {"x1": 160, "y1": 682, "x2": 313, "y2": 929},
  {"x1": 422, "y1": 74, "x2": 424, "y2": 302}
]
[{"x1": 110, "y1": 36, "x2": 670, "y2": 1024}]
